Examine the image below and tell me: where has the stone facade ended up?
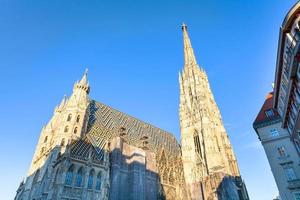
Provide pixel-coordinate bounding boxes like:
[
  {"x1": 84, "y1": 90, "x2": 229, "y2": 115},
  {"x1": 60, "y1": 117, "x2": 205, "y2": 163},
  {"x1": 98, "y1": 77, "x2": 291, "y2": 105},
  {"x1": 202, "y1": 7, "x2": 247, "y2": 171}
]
[
  {"x1": 109, "y1": 137, "x2": 158, "y2": 200},
  {"x1": 15, "y1": 72, "x2": 111, "y2": 200},
  {"x1": 15, "y1": 25, "x2": 248, "y2": 200}
]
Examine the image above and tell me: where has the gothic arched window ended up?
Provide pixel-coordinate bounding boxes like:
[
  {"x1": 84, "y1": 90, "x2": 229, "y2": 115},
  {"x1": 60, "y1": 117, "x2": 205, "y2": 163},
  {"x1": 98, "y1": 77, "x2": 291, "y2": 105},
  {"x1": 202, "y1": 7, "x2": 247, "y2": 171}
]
[
  {"x1": 65, "y1": 165, "x2": 74, "y2": 185},
  {"x1": 67, "y1": 114, "x2": 72, "y2": 122},
  {"x1": 95, "y1": 172, "x2": 101, "y2": 190},
  {"x1": 76, "y1": 115, "x2": 80, "y2": 123},
  {"x1": 64, "y1": 126, "x2": 69, "y2": 133},
  {"x1": 44, "y1": 136, "x2": 48, "y2": 143},
  {"x1": 87, "y1": 169, "x2": 94, "y2": 189},
  {"x1": 74, "y1": 127, "x2": 78, "y2": 134},
  {"x1": 193, "y1": 130, "x2": 202, "y2": 158},
  {"x1": 75, "y1": 167, "x2": 83, "y2": 187},
  {"x1": 60, "y1": 139, "x2": 65, "y2": 147}
]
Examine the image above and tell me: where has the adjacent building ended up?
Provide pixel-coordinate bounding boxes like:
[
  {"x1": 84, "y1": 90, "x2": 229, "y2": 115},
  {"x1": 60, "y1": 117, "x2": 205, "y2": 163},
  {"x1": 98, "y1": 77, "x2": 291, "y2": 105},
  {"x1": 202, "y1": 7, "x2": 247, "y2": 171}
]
[
  {"x1": 253, "y1": 92, "x2": 300, "y2": 199},
  {"x1": 253, "y1": 2, "x2": 300, "y2": 199},
  {"x1": 15, "y1": 25, "x2": 248, "y2": 200}
]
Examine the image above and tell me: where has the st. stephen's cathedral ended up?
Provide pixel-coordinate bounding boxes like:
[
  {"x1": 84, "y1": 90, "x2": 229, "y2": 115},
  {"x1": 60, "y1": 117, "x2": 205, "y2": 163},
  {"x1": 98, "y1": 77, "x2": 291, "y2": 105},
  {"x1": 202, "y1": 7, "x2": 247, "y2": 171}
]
[{"x1": 15, "y1": 25, "x2": 249, "y2": 200}]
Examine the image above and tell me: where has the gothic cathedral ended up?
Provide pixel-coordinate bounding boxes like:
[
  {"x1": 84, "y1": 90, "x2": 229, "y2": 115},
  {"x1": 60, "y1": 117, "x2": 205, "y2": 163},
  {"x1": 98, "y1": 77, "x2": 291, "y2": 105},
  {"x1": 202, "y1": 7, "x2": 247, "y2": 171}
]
[{"x1": 15, "y1": 25, "x2": 249, "y2": 200}]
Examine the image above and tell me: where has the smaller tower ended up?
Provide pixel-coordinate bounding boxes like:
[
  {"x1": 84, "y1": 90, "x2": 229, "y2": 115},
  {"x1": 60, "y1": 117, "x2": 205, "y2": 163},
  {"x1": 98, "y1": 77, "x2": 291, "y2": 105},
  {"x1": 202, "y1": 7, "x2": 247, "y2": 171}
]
[{"x1": 28, "y1": 69, "x2": 90, "y2": 175}]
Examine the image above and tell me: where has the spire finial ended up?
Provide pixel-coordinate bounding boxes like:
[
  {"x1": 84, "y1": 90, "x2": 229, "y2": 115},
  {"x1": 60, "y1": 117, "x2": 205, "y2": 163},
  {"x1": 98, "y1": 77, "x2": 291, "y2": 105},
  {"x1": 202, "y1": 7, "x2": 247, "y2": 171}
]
[
  {"x1": 79, "y1": 68, "x2": 88, "y2": 85},
  {"x1": 182, "y1": 23, "x2": 187, "y2": 31}
]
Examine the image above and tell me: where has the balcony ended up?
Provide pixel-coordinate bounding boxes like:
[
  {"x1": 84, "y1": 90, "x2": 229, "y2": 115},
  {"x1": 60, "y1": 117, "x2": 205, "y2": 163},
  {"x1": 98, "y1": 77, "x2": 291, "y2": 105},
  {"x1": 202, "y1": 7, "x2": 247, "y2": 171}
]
[{"x1": 287, "y1": 179, "x2": 300, "y2": 189}]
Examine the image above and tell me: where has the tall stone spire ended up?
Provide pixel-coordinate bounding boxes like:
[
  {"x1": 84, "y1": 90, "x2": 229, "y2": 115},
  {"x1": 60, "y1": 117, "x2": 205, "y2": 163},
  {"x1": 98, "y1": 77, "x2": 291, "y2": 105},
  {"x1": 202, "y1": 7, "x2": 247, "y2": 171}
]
[
  {"x1": 179, "y1": 24, "x2": 248, "y2": 200},
  {"x1": 182, "y1": 23, "x2": 197, "y2": 67}
]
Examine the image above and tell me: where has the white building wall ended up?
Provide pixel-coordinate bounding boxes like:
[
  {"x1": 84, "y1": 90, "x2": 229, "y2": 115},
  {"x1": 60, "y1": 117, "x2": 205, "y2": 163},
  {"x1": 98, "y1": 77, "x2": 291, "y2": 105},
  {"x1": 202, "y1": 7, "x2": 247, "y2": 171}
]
[{"x1": 257, "y1": 122, "x2": 300, "y2": 200}]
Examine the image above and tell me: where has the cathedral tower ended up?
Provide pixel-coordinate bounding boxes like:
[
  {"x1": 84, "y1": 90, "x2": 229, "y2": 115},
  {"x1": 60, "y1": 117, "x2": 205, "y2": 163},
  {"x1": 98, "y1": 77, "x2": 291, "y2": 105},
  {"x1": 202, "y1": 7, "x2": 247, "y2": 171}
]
[
  {"x1": 179, "y1": 24, "x2": 248, "y2": 200},
  {"x1": 28, "y1": 70, "x2": 90, "y2": 175}
]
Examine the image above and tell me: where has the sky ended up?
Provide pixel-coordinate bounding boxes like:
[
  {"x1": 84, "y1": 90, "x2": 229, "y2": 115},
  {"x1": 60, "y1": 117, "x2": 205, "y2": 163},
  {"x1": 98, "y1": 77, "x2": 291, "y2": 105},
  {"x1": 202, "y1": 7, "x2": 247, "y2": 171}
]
[{"x1": 0, "y1": 0, "x2": 298, "y2": 199}]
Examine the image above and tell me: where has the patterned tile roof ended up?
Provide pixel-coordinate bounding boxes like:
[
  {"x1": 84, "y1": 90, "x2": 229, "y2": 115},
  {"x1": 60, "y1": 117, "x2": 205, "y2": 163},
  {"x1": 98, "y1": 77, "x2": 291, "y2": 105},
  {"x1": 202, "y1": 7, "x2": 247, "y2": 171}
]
[
  {"x1": 69, "y1": 136, "x2": 104, "y2": 164},
  {"x1": 85, "y1": 100, "x2": 182, "y2": 160}
]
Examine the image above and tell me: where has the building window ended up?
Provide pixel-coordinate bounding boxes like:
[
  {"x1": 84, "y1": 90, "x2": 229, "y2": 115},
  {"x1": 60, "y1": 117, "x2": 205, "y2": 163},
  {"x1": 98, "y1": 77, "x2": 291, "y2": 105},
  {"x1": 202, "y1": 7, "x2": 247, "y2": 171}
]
[
  {"x1": 65, "y1": 165, "x2": 74, "y2": 185},
  {"x1": 74, "y1": 127, "x2": 78, "y2": 134},
  {"x1": 95, "y1": 172, "x2": 101, "y2": 190},
  {"x1": 295, "y1": 141, "x2": 300, "y2": 154},
  {"x1": 278, "y1": 146, "x2": 287, "y2": 157},
  {"x1": 284, "y1": 167, "x2": 297, "y2": 181},
  {"x1": 193, "y1": 133, "x2": 202, "y2": 158},
  {"x1": 270, "y1": 129, "x2": 279, "y2": 137},
  {"x1": 67, "y1": 114, "x2": 72, "y2": 122},
  {"x1": 64, "y1": 126, "x2": 69, "y2": 133},
  {"x1": 294, "y1": 192, "x2": 300, "y2": 200},
  {"x1": 265, "y1": 109, "x2": 274, "y2": 117},
  {"x1": 75, "y1": 167, "x2": 83, "y2": 187},
  {"x1": 87, "y1": 169, "x2": 94, "y2": 189},
  {"x1": 76, "y1": 115, "x2": 80, "y2": 123},
  {"x1": 44, "y1": 136, "x2": 48, "y2": 143},
  {"x1": 60, "y1": 139, "x2": 65, "y2": 147}
]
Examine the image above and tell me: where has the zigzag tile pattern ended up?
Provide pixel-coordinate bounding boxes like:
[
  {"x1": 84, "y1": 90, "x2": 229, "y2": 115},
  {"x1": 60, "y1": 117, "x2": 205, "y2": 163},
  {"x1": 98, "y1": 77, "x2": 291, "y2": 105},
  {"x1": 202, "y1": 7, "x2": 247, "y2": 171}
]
[
  {"x1": 70, "y1": 136, "x2": 103, "y2": 164},
  {"x1": 86, "y1": 100, "x2": 181, "y2": 160}
]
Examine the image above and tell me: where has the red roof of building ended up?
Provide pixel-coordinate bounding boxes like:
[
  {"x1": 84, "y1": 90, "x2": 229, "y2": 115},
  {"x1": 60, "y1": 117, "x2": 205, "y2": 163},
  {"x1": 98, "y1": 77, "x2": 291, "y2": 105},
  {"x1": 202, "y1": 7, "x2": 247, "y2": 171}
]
[{"x1": 253, "y1": 92, "x2": 280, "y2": 128}]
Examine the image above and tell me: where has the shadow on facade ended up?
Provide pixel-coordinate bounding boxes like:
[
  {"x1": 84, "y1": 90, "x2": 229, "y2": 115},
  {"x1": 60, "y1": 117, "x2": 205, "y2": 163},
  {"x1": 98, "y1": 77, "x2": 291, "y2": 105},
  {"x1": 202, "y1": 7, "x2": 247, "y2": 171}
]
[
  {"x1": 14, "y1": 136, "x2": 250, "y2": 200},
  {"x1": 109, "y1": 139, "x2": 166, "y2": 200},
  {"x1": 86, "y1": 100, "x2": 99, "y2": 133},
  {"x1": 219, "y1": 175, "x2": 249, "y2": 200},
  {"x1": 188, "y1": 173, "x2": 249, "y2": 200},
  {"x1": 15, "y1": 136, "x2": 110, "y2": 200},
  {"x1": 15, "y1": 137, "x2": 168, "y2": 200},
  {"x1": 157, "y1": 175, "x2": 167, "y2": 200},
  {"x1": 207, "y1": 173, "x2": 249, "y2": 200}
]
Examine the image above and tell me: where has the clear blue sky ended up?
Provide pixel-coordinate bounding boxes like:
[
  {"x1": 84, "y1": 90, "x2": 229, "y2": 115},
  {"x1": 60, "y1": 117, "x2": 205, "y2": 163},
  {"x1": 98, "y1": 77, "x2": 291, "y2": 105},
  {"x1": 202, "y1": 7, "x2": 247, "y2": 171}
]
[{"x1": 0, "y1": 0, "x2": 297, "y2": 199}]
